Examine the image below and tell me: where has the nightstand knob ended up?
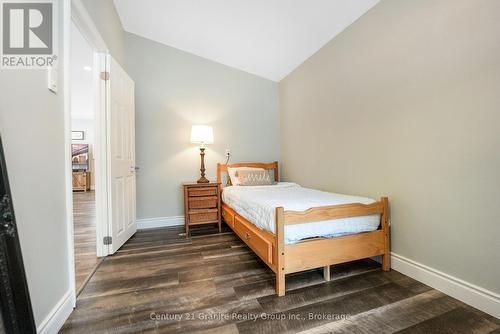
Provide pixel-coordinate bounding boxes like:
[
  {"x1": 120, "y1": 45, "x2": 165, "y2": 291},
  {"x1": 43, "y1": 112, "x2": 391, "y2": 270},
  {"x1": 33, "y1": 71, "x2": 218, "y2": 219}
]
[{"x1": 244, "y1": 232, "x2": 251, "y2": 240}]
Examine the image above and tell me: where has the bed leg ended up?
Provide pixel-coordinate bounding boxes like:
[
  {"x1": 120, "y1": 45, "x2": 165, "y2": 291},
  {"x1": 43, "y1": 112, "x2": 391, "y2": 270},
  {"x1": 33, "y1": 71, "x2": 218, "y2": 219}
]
[
  {"x1": 276, "y1": 271, "x2": 285, "y2": 297},
  {"x1": 276, "y1": 207, "x2": 285, "y2": 296},
  {"x1": 381, "y1": 197, "x2": 391, "y2": 271},
  {"x1": 323, "y1": 265, "x2": 331, "y2": 281},
  {"x1": 382, "y1": 253, "x2": 391, "y2": 271}
]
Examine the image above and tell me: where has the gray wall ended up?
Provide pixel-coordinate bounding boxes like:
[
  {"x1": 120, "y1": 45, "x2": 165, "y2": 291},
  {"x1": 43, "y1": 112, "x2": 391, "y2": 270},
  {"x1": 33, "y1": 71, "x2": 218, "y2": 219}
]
[
  {"x1": 124, "y1": 32, "x2": 280, "y2": 219},
  {"x1": 280, "y1": 0, "x2": 500, "y2": 293},
  {"x1": 0, "y1": 5, "x2": 70, "y2": 327},
  {"x1": 81, "y1": 0, "x2": 125, "y2": 66}
]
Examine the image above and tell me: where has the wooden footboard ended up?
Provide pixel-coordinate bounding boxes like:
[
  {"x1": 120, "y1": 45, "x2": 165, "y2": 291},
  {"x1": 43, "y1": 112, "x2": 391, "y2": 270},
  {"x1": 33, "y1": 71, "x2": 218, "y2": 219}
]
[
  {"x1": 217, "y1": 162, "x2": 390, "y2": 297},
  {"x1": 275, "y1": 197, "x2": 390, "y2": 296}
]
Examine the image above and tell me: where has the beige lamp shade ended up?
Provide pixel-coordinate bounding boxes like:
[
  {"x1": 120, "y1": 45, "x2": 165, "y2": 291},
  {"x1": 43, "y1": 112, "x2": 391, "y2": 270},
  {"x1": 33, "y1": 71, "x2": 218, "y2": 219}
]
[{"x1": 190, "y1": 125, "x2": 214, "y2": 145}]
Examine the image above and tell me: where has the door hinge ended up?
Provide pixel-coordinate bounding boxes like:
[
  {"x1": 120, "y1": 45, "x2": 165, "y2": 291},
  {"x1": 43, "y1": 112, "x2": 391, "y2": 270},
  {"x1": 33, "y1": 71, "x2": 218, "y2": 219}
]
[
  {"x1": 100, "y1": 71, "x2": 110, "y2": 81},
  {"x1": 103, "y1": 236, "x2": 112, "y2": 245}
]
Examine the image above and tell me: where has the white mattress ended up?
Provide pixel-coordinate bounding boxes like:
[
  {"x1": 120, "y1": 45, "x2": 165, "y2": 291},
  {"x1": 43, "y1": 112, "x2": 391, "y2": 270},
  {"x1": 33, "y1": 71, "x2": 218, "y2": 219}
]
[{"x1": 222, "y1": 182, "x2": 380, "y2": 244}]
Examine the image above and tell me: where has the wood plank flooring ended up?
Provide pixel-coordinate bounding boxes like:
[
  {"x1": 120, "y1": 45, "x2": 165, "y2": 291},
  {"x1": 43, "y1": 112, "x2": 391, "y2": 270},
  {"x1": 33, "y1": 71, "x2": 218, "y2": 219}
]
[
  {"x1": 62, "y1": 225, "x2": 500, "y2": 333},
  {"x1": 73, "y1": 191, "x2": 102, "y2": 295}
]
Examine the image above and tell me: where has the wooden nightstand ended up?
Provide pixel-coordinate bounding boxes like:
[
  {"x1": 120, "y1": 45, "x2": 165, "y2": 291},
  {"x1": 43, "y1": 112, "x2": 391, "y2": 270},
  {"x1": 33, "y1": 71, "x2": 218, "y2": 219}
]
[
  {"x1": 183, "y1": 182, "x2": 221, "y2": 235},
  {"x1": 72, "y1": 171, "x2": 91, "y2": 192}
]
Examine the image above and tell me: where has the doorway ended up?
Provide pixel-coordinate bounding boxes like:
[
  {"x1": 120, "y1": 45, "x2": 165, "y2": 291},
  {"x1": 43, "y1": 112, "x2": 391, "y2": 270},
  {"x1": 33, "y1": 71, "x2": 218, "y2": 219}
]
[
  {"x1": 70, "y1": 21, "x2": 101, "y2": 295},
  {"x1": 67, "y1": 4, "x2": 138, "y2": 300}
]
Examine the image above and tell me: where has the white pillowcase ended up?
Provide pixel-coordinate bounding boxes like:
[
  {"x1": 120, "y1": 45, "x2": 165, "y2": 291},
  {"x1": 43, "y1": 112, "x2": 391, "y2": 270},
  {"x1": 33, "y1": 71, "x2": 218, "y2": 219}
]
[{"x1": 227, "y1": 167, "x2": 265, "y2": 186}]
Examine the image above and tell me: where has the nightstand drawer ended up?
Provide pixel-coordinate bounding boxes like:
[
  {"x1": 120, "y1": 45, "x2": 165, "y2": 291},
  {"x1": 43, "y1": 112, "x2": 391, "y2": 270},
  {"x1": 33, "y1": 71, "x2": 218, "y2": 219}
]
[
  {"x1": 189, "y1": 209, "x2": 218, "y2": 223},
  {"x1": 188, "y1": 187, "x2": 218, "y2": 197},
  {"x1": 188, "y1": 196, "x2": 217, "y2": 209}
]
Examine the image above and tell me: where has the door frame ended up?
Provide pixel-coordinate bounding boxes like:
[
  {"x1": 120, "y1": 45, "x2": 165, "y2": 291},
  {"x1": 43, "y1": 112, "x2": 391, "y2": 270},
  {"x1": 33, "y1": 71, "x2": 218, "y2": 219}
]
[{"x1": 64, "y1": 0, "x2": 112, "y2": 304}]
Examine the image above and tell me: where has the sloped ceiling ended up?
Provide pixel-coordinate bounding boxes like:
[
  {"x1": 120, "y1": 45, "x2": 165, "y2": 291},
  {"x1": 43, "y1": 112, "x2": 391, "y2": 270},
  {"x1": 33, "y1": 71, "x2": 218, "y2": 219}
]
[{"x1": 114, "y1": 0, "x2": 379, "y2": 81}]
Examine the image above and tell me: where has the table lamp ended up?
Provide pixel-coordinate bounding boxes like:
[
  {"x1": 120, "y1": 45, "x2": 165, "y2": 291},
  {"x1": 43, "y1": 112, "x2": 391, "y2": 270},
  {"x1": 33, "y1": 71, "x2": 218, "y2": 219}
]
[{"x1": 190, "y1": 125, "x2": 214, "y2": 183}]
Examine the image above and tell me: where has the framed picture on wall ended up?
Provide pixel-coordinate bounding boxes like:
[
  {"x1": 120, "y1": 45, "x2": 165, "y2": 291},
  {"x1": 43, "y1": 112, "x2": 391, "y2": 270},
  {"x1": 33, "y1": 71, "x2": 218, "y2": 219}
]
[{"x1": 71, "y1": 131, "x2": 85, "y2": 140}]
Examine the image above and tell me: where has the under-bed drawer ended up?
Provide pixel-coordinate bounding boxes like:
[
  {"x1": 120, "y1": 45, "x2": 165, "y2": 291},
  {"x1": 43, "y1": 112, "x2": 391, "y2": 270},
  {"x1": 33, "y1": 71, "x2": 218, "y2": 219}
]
[
  {"x1": 233, "y1": 216, "x2": 272, "y2": 264},
  {"x1": 222, "y1": 206, "x2": 234, "y2": 227}
]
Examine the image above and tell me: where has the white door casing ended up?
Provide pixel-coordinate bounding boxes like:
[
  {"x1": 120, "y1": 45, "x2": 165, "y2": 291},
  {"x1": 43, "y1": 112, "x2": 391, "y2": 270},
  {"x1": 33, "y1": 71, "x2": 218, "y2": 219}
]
[{"x1": 107, "y1": 55, "x2": 137, "y2": 253}]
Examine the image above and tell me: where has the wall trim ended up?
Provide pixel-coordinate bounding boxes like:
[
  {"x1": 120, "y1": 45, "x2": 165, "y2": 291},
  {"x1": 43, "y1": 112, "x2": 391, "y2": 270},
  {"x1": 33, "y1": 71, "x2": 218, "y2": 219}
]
[
  {"x1": 137, "y1": 216, "x2": 184, "y2": 229},
  {"x1": 62, "y1": 0, "x2": 77, "y2": 311},
  {"x1": 37, "y1": 290, "x2": 75, "y2": 334},
  {"x1": 71, "y1": 0, "x2": 108, "y2": 52},
  {"x1": 391, "y1": 252, "x2": 500, "y2": 319}
]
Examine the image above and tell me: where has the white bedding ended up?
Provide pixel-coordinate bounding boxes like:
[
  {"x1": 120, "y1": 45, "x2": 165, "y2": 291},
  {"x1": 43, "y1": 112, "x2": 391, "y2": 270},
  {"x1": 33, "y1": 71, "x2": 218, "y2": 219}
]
[{"x1": 222, "y1": 182, "x2": 380, "y2": 244}]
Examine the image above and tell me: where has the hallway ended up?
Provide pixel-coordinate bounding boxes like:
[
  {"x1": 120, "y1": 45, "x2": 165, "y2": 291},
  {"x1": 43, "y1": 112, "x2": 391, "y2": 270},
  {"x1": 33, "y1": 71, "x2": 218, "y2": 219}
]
[{"x1": 73, "y1": 190, "x2": 102, "y2": 295}]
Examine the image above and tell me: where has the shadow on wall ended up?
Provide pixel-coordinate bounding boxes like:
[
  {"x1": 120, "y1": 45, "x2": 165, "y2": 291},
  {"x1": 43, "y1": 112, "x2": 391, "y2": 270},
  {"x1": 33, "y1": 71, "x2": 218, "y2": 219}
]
[{"x1": 168, "y1": 147, "x2": 224, "y2": 181}]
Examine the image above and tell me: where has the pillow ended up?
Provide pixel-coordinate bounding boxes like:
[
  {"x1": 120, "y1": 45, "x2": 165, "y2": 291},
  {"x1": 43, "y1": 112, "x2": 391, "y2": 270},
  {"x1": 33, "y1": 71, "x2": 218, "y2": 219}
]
[
  {"x1": 236, "y1": 170, "x2": 275, "y2": 186},
  {"x1": 227, "y1": 167, "x2": 264, "y2": 186}
]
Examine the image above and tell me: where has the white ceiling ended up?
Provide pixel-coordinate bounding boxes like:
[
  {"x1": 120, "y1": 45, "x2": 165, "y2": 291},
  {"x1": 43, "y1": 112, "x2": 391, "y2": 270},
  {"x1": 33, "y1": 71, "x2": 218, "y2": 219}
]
[
  {"x1": 71, "y1": 22, "x2": 94, "y2": 120},
  {"x1": 113, "y1": 0, "x2": 379, "y2": 81}
]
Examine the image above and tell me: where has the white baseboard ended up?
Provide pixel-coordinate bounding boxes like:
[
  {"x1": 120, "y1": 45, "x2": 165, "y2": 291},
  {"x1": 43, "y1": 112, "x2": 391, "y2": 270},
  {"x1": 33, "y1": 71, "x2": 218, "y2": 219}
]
[
  {"x1": 391, "y1": 252, "x2": 500, "y2": 319},
  {"x1": 37, "y1": 290, "x2": 75, "y2": 334},
  {"x1": 137, "y1": 216, "x2": 184, "y2": 229}
]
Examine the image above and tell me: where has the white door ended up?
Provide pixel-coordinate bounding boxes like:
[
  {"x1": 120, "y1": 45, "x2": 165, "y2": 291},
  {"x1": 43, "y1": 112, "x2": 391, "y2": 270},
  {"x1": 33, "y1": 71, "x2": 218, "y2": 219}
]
[{"x1": 107, "y1": 55, "x2": 137, "y2": 253}]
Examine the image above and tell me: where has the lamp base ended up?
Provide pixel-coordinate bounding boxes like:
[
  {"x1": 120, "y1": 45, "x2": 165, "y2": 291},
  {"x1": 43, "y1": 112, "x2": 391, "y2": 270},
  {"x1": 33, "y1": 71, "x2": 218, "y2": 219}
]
[
  {"x1": 197, "y1": 176, "x2": 209, "y2": 184},
  {"x1": 197, "y1": 147, "x2": 209, "y2": 183}
]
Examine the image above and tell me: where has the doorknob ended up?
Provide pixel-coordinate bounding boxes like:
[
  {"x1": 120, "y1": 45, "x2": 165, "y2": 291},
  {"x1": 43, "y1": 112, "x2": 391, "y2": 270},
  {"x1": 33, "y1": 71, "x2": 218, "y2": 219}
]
[{"x1": 130, "y1": 166, "x2": 140, "y2": 173}]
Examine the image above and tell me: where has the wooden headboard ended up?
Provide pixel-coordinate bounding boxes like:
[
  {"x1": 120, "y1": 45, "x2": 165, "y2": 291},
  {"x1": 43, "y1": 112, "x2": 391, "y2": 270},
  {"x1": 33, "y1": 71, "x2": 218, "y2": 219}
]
[{"x1": 217, "y1": 161, "x2": 279, "y2": 186}]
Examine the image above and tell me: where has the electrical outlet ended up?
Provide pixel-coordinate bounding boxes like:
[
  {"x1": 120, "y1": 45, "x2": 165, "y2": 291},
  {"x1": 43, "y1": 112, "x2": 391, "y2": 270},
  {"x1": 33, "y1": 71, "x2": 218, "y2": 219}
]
[{"x1": 225, "y1": 149, "x2": 231, "y2": 157}]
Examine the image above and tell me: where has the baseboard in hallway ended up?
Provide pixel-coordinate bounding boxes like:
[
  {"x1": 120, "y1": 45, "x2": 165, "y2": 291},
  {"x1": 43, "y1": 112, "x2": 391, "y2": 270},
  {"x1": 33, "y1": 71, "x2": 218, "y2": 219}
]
[{"x1": 37, "y1": 290, "x2": 75, "y2": 334}]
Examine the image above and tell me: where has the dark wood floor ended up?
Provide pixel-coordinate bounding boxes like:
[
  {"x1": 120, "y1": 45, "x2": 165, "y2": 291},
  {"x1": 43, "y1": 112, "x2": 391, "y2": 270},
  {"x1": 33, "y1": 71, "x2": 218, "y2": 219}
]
[
  {"x1": 73, "y1": 191, "x2": 102, "y2": 295},
  {"x1": 62, "y1": 225, "x2": 500, "y2": 334}
]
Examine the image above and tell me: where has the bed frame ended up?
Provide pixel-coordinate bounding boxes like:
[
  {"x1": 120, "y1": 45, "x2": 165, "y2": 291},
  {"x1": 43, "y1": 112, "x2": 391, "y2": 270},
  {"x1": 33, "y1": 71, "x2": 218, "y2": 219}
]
[{"x1": 217, "y1": 161, "x2": 390, "y2": 296}]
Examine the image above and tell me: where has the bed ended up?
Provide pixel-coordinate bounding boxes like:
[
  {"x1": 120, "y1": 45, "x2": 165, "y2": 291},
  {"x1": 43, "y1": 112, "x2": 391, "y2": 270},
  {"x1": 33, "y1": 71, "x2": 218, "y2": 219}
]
[{"x1": 217, "y1": 161, "x2": 390, "y2": 296}]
